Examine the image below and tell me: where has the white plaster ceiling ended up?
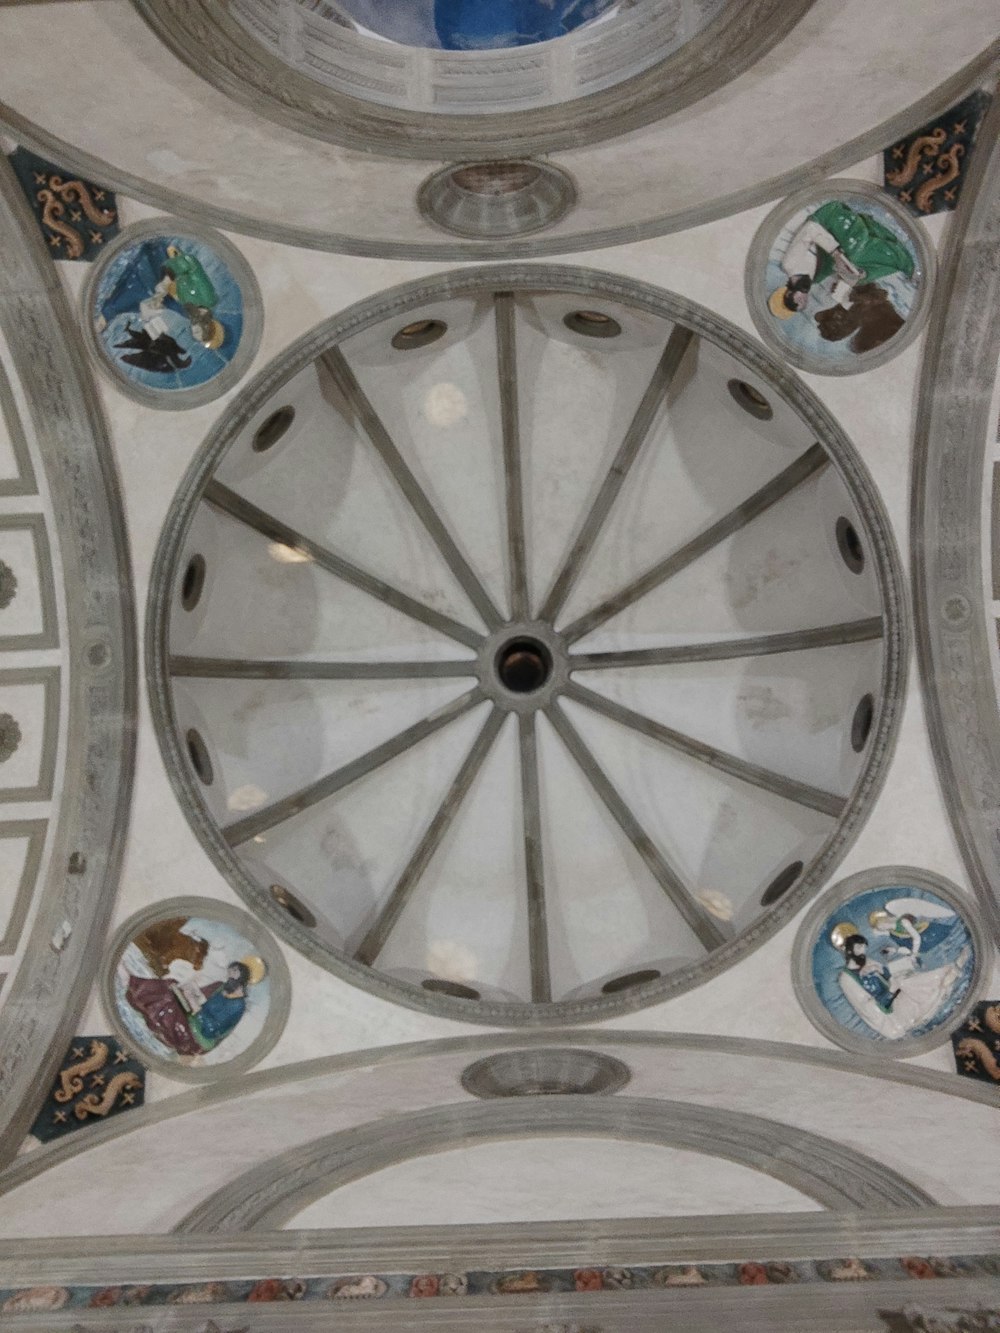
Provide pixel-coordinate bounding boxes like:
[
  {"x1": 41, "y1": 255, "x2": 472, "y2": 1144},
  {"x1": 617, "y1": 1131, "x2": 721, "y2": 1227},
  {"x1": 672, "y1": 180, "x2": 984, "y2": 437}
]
[{"x1": 0, "y1": 0, "x2": 997, "y2": 1271}]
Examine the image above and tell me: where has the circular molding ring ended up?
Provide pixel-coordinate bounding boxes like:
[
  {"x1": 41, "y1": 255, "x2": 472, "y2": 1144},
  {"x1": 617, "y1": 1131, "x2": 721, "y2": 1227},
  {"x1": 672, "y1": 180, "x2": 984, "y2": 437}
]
[
  {"x1": 100, "y1": 896, "x2": 291, "y2": 1083},
  {"x1": 745, "y1": 180, "x2": 936, "y2": 378},
  {"x1": 146, "y1": 263, "x2": 908, "y2": 1027},
  {"x1": 792, "y1": 866, "x2": 990, "y2": 1059},
  {"x1": 133, "y1": 0, "x2": 814, "y2": 162},
  {"x1": 80, "y1": 218, "x2": 263, "y2": 412}
]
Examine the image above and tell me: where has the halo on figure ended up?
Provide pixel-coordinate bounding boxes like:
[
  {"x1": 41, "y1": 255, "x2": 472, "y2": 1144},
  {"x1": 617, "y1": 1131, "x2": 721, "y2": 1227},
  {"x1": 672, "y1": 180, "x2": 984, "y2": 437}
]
[
  {"x1": 768, "y1": 285, "x2": 797, "y2": 320},
  {"x1": 240, "y1": 954, "x2": 267, "y2": 985},
  {"x1": 829, "y1": 920, "x2": 858, "y2": 952}
]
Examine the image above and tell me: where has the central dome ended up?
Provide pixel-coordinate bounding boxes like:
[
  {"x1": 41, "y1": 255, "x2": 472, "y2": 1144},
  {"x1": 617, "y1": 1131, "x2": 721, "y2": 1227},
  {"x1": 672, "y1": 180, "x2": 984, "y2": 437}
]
[
  {"x1": 150, "y1": 268, "x2": 904, "y2": 1023},
  {"x1": 327, "y1": 0, "x2": 619, "y2": 49}
]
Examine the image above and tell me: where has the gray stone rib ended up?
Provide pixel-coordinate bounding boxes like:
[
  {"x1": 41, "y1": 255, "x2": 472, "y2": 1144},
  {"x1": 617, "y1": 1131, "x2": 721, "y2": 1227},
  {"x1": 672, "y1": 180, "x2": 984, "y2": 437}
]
[
  {"x1": 169, "y1": 656, "x2": 476, "y2": 680},
  {"x1": 569, "y1": 617, "x2": 884, "y2": 670},
  {"x1": 538, "y1": 326, "x2": 694, "y2": 624},
  {"x1": 562, "y1": 442, "x2": 829, "y2": 644},
  {"x1": 0, "y1": 156, "x2": 137, "y2": 1168},
  {"x1": 177, "y1": 1096, "x2": 935, "y2": 1234},
  {"x1": 518, "y1": 712, "x2": 551, "y2": 1003},
  {"x1": 544, "y1": 701, "x2": 727, "y2": 951},
  {"x1": 321, "y1": 348, "x2": 502, "y2": 630},
  {"x1": 565, "y1": 680, "x2": 846, "y2": 818},
  {"x1": 223, "y1": 687, "x2": 484, "y2": 846},
  {"x1": 354, "y1": 706, "x2": 506, "y2": 966},
  {"x1": 203, "y1": 478, "x2": 483, "y2": 650},
  {"x1": 1, "y1": 1206, "x2": 996, "y2": 1285},
  {"x1": 495, "y1": 293, "x2": 529, "y2": 620},
  {"x1": 910, "y1": 88, "x2": 1000, "y2": 942}
]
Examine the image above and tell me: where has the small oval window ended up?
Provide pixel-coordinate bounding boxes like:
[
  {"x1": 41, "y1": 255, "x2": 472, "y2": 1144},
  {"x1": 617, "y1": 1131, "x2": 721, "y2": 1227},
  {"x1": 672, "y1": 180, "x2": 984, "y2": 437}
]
[
  {"x1": 391, "y1": 319, "x2": 448, "y2": 351},
  {"x1": 185, "y1": 728, "x2": 214, "y2": 786},
  {"x1": 421, "y1": 977, "x2": 481, "y2": 1000},
  {"x1": 760, "y1": 860, "x2": 804, "y2": 907},
  {"x1": 252, "y1": 405, "x2": 295, "y2": 454},
  {"x1": 836, "y1": 516, "x2": 865, "y2": 575},
  {"x1": 851, "y1": 693, "x2": 875, "y2": 753},
  {"x1": 601, "y1": 968, "x2": 661, "y2": 995},
  {"x1": 180, "y1": 554, "x2": 206, "y2": 612},
  {"x1": 563, "y1": 310, "x2": 622, "y2": 339},
  {"x1": 270, "y1": 883, "x2": 317, "y2": 928},
  {"x1": 727, "y1": 378, "x2": 774, "y2": 421}
]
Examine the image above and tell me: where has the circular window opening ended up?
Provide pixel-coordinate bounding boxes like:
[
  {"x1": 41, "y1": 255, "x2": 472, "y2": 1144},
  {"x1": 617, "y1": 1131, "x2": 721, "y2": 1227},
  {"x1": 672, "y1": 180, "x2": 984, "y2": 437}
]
[
  {"x1": 836, "y1": 516, "x2": 865, "y2": 575},
  {"x1": 421, "y1": 977, "x2": 482, "y2": 1000},
  {"x1": 761, "y1": 860, "x2": 804, "y2": 907},
  {"x1": 601, "y1": 968, "x2": 662, "y2": 994},
  {"x1": 727, "y1": 379, "x2": 774, "y2": 421},
  {"x1": 270, "y1": 883, "x2": 317, "y2": 928},
  {"x1": 451, "y1": 162, "x2": 541, "y2": 196},
  {"x1": 391, "y1": 319, "x2": 448, "y2": 351},
  {"x1": 563, "y1": 310, "x2": 622, "y2": 339},
  {"x1": 496, "y1": 637, "x2": 553, "y2": 694},
  {"x1": 180, "y1": 554, "x2": 206, "y2": 611},
  {"x1": 252, "y1": 405, "x2": 295, "y2": 454},
  {"x1": 185, "y1": 728, "x2": 214, "y2": 786},
  {"x1": 851, "y1": 693, "x2": 875, "y2": 753}
]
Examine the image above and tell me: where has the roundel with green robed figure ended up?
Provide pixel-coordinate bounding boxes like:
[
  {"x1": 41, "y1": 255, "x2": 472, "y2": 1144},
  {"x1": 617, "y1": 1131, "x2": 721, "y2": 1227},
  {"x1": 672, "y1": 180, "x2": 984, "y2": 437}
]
[{"x1": 746, "y1": 180, "x2": 934, "y2": 376}]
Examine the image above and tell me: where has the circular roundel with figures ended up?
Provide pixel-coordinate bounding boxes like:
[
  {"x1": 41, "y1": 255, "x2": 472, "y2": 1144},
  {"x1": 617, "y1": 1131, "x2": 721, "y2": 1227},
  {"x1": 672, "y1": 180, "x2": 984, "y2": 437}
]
[
  {"x1": 745, "y1": 181, "x2": 935, "y2": 377},
  {"x1": 793, "y1": 866, "x2": 989, "y2": 1057},
  {"x1": 82, "y1": 219, "x2": 263, "y2": 409},
  {"x1": 101, "y1": 898, "x2": 290, "y2": 1081}
]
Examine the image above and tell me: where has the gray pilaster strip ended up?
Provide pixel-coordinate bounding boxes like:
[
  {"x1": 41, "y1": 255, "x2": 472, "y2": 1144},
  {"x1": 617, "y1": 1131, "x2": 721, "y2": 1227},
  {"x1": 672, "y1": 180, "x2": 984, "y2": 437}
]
[
  {"x1": 911, "y1": 89, "x2": 1000, "y2": 942},
  {"x1": 354, "y1": 706, "x2": 506, "y2": 966},
  {"x1": 562, "y1": 443, "x2": 829, "y2": 644},
  {"x1": 538, "y1": 326, "x2": 695, "y2": 624},
  {"x1": 544, "y1": 701, "x2": 726, "y2": 951},
  {"x1": 169, "y1": 656, "x2": 476, "y2": 680},
  {"x1": 495, "y1": 293, "x2": 529, "y2": 620},
  {"x1": 569, "y1": 617, "x2": 884, "y2": 670},
  {"x1": 565, "y1": 680, "x2": 846, "y2": 818},
  {"x1": 223, "y1": 687, "x2": 485, "y2": 846},
  {"x1": 203, "y1": 478, "x2": 483, "y2": 650},
  {"x1": 321, "y1": 347, "x2": 503, "y2": 629},
  {"x1": 519, "y1": 712, "x2": 551, "y2": 1003},
  {"x1": 0, "y1": 156, "x2": 137, "y2": 1167}
]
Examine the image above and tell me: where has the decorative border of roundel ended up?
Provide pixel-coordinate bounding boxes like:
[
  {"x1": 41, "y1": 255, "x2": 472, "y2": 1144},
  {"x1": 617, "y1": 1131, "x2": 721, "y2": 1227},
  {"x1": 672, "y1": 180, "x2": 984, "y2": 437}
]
[
  {"x1": 146, "y1": 263, "x2": 909, "y2": 1028},
  {"x1": 80, "y1": 219, "x2": 263, "y2": 411},
  {"x1": 100, "y1": 897, "x2": 291, "y2": 1083},
  {"x1": 745, "y1": 180, "x2": 936, "y2": 378},
  {"x1": 792, "y1": 866, "x2": 990, "y2": 1059}
]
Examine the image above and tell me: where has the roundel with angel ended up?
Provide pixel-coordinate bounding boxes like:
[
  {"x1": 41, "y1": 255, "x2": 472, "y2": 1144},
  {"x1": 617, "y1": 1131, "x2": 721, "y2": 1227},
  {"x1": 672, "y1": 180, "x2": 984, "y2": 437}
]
[{"x1": 795, "y1": 869, "x2": 986, "y2": 1056}]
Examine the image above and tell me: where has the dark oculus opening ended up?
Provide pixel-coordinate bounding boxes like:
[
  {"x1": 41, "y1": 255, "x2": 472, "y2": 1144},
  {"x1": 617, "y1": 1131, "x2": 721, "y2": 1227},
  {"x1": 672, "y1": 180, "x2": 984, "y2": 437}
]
[{"x1": 497, "y1": 638, "x2": 552, "y2": 694}]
